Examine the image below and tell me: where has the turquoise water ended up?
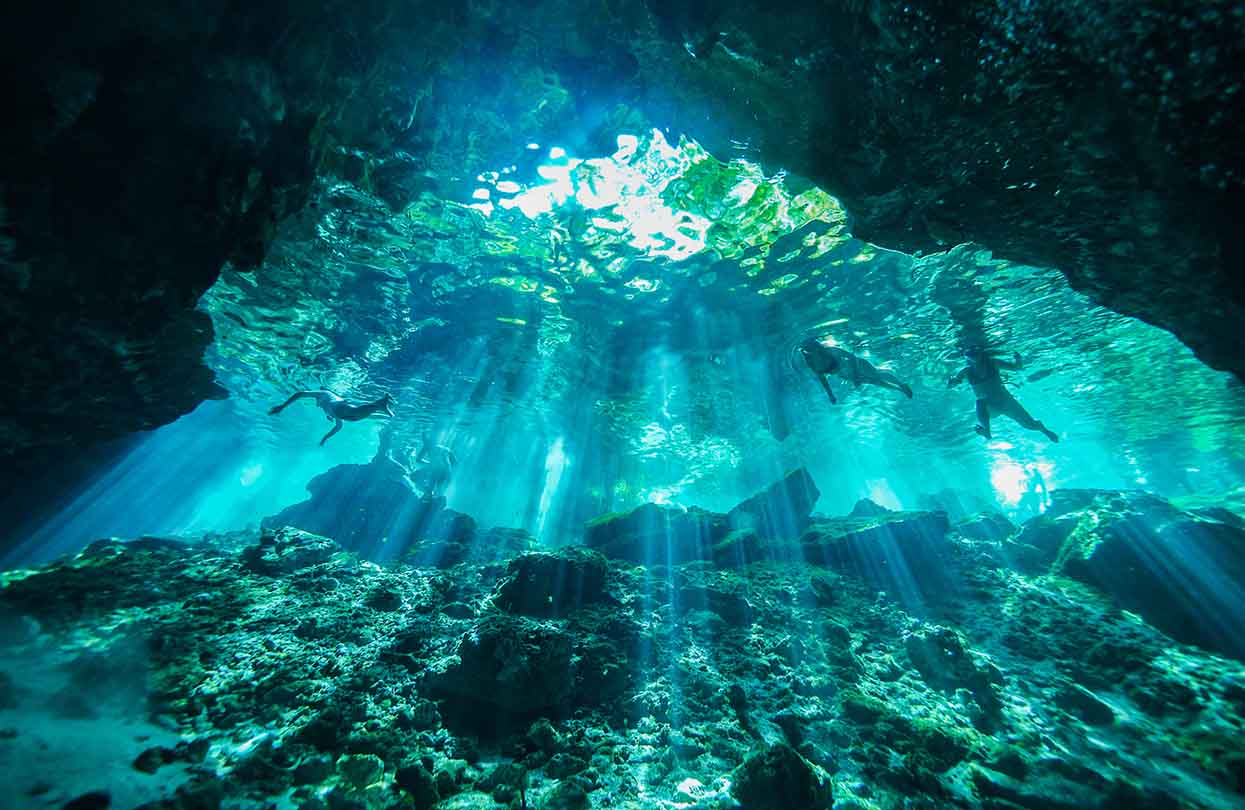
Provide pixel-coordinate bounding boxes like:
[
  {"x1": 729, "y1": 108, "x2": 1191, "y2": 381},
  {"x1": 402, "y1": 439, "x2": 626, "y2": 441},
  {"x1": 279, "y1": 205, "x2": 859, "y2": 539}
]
[
  {"x1": 17, "y1": 131, "x2": 1243, "y2": 562},
  {"x1": 4, "y1": 124, "x2": 1245, "y2": 810}
]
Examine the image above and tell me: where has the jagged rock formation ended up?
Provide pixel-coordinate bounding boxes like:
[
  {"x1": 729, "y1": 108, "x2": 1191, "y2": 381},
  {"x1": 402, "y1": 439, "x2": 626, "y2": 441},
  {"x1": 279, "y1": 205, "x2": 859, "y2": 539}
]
[
  {"x1": 7, "y1": 485, "x2": 1245, "y2": 806},
  {"x1": 260, "y1": 456, "x2": 517, "y2": 565},
  {"x1": 799, "y1": 510, "x2": 957, "y2": 609},
  {"x1": 726, "y1": 468, "x2": 821, "y2": 540},
  {"x1": 2, "y1": 480, "x2": 1244, "y2": 808},
  {"x1": 585, "y1": 467, "x2": 820, "y2": 566},
  {"x1": 731, "y1": 742, "x2": 833, "y2": 810},
  {"x1": 2, "y1": 0, "x2": 1242, "y2": 475},
  {"x1": 650, "y1": 0, "x2": 1245, "y2": 377},
  {"x1": 1008, "y1": 488, "x2": 1245, "y2": 660}
]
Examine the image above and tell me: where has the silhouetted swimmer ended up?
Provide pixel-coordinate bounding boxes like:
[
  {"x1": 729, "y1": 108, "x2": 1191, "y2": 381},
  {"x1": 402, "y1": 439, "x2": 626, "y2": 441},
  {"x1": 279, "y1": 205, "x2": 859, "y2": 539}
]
[
  {"x1": 799, "y1": 337, "x2": 913, "y2": 405},
  {"x1": 407, "y1": 432, "x2": 457, "y2": 497},
  {"x1": 948, "y1": 347, "x2": 1058, "y2": 443},
  {"x1": 1018, "y1": 463, "x2": 1050, "y2": 516},
  {"x1": 268, "y1": 390, "x2": 395, "y2": 446}
]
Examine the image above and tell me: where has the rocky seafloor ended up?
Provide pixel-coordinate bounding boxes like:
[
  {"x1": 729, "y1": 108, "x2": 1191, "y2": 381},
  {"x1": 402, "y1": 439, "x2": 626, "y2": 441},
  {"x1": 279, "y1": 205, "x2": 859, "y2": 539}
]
[{"x1": 2, "y1": 471, "x2": 1244, "y2": 810}]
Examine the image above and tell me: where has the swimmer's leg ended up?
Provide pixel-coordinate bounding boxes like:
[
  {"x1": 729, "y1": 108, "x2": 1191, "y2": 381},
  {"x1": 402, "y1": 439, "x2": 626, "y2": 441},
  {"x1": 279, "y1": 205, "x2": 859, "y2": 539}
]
[
  {"x1": 320, "y1": 418, "x2": 343, "y2": 446},
  {"x1": 876, "y1": 370, "x2": 914, "y2": 399},
  {"x1": 1000, "y1": 397, "x2": 1059, "y2": 443},
  {"x1": 815, "y1": 373, "x2": 838, "y2": 405},
  {"x1": 269, "y1": 391, "x2": 316, "y2": 416},
  {"x1": 975, "y1": 399, "x2": 992, "y2": 439}
]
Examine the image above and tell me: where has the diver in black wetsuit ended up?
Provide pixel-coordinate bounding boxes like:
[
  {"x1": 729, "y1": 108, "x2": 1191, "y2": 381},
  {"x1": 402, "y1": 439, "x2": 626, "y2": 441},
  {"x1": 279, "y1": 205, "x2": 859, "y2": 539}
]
[
  {"x1": 948, "y1": 347, "x2": 1058, "y2": 443},
  {"x1": 268, "y1": 390, "x2": 395, "y2": 445},
  {"x1": 800, "y1": 337, "x2": 914, "y2": 404}
]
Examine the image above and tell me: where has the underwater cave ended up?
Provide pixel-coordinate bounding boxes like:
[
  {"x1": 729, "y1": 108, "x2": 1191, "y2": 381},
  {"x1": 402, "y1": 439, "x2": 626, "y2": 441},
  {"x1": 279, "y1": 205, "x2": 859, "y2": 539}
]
[{"x1": 1, "y1": 1, "x2": 1244, "y2": 809}]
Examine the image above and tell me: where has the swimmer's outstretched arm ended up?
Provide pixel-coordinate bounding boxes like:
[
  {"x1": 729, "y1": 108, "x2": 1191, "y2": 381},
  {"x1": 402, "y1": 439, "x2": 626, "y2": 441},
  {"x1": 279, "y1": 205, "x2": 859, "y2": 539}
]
[
  {"x1": 996, "y1": 353, "x2": 1022, "y2": 371},
  {"x1": 815, "y1": 373, "x2": 838, "y2": 404},
  {"x1": 269, "y1": 391, "x2": 318, "y2": 415},
  {"x1": 948, "y1": 367, "x2": 968, "y2": 388},
  {"x1": 319, "y1": 418, "x2": 343, "y2": 446}
]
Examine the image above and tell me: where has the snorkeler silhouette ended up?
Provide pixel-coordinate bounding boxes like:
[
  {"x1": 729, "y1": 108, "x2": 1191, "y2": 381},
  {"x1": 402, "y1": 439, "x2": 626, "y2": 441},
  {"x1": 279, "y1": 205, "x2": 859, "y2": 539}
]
[
  {"x1": 268, "y1": 390, "x2": 395, "y2": 446},
  {"x1": 1017, "y1": 462, "x2": 1050, "y2": 516},
  {"x1": 406, "y1": 432, "x2": 457, "y2": 497},
  {"x1": 948, "y1": 347, "x2": 1058, "y2": 443},
  {"x1": 800, "y1": 337, "x2": 914, "y2": 404}
]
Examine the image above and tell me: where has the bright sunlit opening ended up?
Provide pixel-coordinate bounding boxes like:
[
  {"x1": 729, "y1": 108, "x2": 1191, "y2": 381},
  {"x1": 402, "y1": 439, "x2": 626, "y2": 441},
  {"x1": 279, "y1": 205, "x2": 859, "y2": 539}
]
[{"x1": 475, "y1": 130, "x2": 712, "y2": 260}]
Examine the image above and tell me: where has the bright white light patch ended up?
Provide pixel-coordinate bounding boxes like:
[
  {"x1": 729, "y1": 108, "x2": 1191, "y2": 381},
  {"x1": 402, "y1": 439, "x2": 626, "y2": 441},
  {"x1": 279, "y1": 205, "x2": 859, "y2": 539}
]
[
  {"x1": 239, "y1": 463, "x2": 263, "y2": 487},
  {"x1": 990, "y1": 459, "x2": 1027, "y2": 506},
  {"x1": 865, "y1": 479, "x2": 902, "y2": 510},
  {"x1": 475, "y1": 129, "x2": 712, "y2": 260}
]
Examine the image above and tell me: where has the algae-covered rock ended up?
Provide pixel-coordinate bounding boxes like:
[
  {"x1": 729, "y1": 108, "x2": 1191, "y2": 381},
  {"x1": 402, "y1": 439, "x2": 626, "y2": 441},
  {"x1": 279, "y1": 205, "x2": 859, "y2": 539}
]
[
  {"x1": 262, "y1": 460, "x2": 476, "y2": 563},
  {"x1": 955, "y1": 512, "x2": 1015, "y2": 543},
  {"x1": 1054, "y1": 682, "x2": 1116, "y2": 726},
  {"x1": 544, "y1": 753, "x2": 587, "y2": 779},
  {"x1": 1011, "y1": 490, "x2": 1245, "y2": 660},
  {"x1": 710, "y1": 528, "x2": 764, "y2": 568},
  {"x1": 731, "y1": 742, "x2": 832, "y2": 810},
  {"x1": 905, "y1": 626, "x2": 1003, "y2": 723},
  {"x1": 64, "y1": 792, "x2": 112, "y2": 810},
  {"x1": 477, "y1": 761, "x2": 526, "y2": 804},
  {"x1": 395, "y1": 760, "x2": 439, "y2": 809},
  {"x1": 674, "y1": 582, "x2": 753, "y2": 627},
  {"x1": 336, "y1": 753, "x2": 384, "y2": 789},
  {"x1": 969, "y1": 759, "x2": 1166, "y2": 810},
  {"x1": 540, "y1": 776, "x2": 591, "y2": 810},
  {"x1": 799, "y1": 510, "x2": 952, "y2": 605},
  {"x1": 848, "y1": 498, "x2": 893, "y2": 518},
  {"x1": 492, "y1": 549, "x2": 613, "y2": 617},
  {"x1": 726, "y1": 468, "x2": 820, "y2": 540},
  {"x1": 428, "y1": 614, "x2": 575, "y2": 718},
  {"x1": 585, "y1": 470, "x2": 820, "y2": 564},
  {"x1": 526, "y1": 718, "x2": 562, "y2": 756},
  {"x1": 584, "y1": 502, "x2": 728, "y2": 564},
  {"x1": 242, "y1": 527, "x2": 339, "y2": 575}
]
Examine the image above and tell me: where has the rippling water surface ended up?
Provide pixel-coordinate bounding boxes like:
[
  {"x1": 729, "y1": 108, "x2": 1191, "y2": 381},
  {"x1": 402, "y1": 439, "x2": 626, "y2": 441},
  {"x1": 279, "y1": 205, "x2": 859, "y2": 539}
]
[{"x1": 194, "y1": 130, "x2": 1245, "y2": 531}]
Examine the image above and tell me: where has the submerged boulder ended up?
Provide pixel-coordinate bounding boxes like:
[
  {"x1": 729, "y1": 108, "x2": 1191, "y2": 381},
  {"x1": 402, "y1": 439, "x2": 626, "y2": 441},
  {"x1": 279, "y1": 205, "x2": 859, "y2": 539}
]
[
  {"x1": 1009, "y1": 490, "x2": 1245, "y2": 661},
  {"x1": 848, "y1": 498, "x2": 893, "y2": 519},
  {"x1": 242, "y1": 528, "x2": 339, "y2": 575},
  {"x1": 954, "y1": 512, "x2": 1015, "y2": 543},
  {"x1": 584, "y1": 469, "x2": 820, "y2": 564},
  {"x1": 584, "y1": 502, "x2": 728, "y2": 565},
  {"x1": 492, "y1": 548, "x2": 614, "y2": 617},
  {"x1": 674, "y1": 581, "x2": 754, "y2": 627},
  {"x1": 799, "y1": 510, "x2": 953, "y2": 606},
  {"x1": 427, "y1": 613, "x2": 575, "y2": 718},
  {"x1": 731, "y1": 742, "x2": 832, "y2": 810},
  {"x1": 727, "y1": 468, "x2": 821, "y2": 540},
  {"x1": 261, "y1": 457, "x2": 476, "y2": 563},
  {"x1": 905, "y1": 626, "x2": 1004, "y2": 723}
]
